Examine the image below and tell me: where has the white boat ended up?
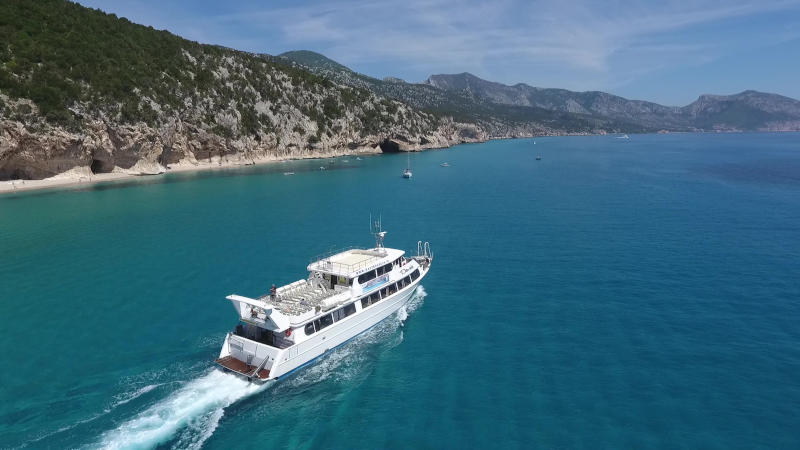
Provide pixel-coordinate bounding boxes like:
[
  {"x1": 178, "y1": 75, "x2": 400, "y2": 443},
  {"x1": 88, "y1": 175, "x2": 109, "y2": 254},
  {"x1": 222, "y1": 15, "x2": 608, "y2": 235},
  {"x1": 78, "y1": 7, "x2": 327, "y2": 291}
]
[
  {"x1": 617, "y1": 134, "x2": 630, "y2": 140},
  {"x1": 283, "y1": 172, "x2": 295, "y2": 176},
  {"x1": 402, "y1": 152, "x2": 412, "y2": 178},
  {"x1": 440, "y1": 162, "x2": 450, "y2": 167},
  {"x1": 215, "y1": 225, "x2": 433, "y2": 382}
]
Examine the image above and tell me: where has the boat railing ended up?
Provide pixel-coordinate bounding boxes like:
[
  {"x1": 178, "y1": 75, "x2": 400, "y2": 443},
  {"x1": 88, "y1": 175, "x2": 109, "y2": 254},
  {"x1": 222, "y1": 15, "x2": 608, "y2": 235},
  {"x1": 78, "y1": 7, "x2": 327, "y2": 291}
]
[
  {"x1": 308, "y1": 247, "x2": 386, "y2": 276},
  {"x1": 308, "y1": 246, "x2": 360, "y2": 264},
  {"x1": 313, "y1": 257, "x2": 380, "y2": 275}
]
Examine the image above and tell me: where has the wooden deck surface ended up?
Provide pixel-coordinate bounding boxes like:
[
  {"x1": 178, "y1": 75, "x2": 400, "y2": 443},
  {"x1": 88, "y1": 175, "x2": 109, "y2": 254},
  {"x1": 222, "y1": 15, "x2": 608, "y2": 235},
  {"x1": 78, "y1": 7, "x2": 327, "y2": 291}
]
[{"x1": 215, "y1": 355, "x2": 270, "y2": 380}]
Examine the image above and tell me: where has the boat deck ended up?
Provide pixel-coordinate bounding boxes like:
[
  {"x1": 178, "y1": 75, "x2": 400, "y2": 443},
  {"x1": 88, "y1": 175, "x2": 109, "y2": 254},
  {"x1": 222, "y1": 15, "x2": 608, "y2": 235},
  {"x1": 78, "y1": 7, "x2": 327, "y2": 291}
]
[
  {"x1": 258, "y1": 280, "x2": 344, "y2": 316},
  {"x1": 215, "y1": 355, "x2": 270, "y2": 380}
]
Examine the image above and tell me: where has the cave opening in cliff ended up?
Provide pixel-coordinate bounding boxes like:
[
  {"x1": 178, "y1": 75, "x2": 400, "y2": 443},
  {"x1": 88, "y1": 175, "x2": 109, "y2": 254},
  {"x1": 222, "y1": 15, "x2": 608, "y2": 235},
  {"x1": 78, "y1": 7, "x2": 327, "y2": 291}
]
[
  {"x1": 90, "y1": 158, "x2": 113, "y2": 174},
  {"x1": 378, "y1": 139, "x2": 400, "y2": 153}
]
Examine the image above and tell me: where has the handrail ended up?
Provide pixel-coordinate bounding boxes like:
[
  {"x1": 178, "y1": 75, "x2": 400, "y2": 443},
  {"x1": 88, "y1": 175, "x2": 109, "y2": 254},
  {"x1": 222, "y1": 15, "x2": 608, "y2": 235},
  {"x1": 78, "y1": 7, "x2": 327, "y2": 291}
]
[
  {"x1": 308, "y1": 246, "x2": 360, "y2": 264},
  {"x1": 309, "y1": 251, "x2": 387, "y2": 276},
  {"x1": 249, "y1": 355, "x2": 270, "y2": 378}
]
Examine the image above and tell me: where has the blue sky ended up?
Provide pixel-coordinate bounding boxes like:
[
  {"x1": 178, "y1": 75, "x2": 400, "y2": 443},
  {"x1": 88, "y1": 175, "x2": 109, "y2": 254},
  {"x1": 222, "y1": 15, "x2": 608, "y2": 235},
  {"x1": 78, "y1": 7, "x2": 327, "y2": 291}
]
[{"x1": 77, "y1": 0, "x2": 800, "y2": 105}]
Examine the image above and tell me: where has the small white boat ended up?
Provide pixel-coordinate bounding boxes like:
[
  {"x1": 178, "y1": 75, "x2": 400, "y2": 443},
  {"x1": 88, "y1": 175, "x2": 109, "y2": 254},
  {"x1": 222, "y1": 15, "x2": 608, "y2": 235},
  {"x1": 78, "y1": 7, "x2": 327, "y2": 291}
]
[
  {"x1": 283, "y1": 172, "x2": 295, "y2": 176},
  {"x1": 616, "y1": 134, "x2": 630, "y2": 140},
  {"x1": 536, "y1": 155, "x2": 542, "y2": 161},
  {"x1": 215, "y1": 224, "x2": 433, "y2": 382},
  {"x1": 356, "y1": 157, "x2": 362, "y2": 161},
  {"x1": 402, "y1": 153, "x2": 412, "y2": 178},
  {"x1": 319, "y1": 166, "x2": 326, "y2": 171},
  {"x1": 440, "y1": 162, "x2": 450, "y2": 167}
]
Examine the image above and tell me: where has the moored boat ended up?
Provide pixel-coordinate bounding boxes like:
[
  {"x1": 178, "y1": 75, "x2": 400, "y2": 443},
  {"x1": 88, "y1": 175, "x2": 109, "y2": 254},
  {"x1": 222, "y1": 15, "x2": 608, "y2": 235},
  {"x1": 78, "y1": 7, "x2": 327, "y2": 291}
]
[{"x1": 215, "y1": 226, "x2": 433, "y2": 382}]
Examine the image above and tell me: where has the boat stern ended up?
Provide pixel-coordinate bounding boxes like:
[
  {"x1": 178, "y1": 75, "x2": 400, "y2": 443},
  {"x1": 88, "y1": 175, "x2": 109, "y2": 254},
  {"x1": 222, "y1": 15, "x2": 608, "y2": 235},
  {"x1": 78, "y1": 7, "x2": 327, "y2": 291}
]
[{"x1": 216, "y1": 332, "x2": 283, "y2": 382}]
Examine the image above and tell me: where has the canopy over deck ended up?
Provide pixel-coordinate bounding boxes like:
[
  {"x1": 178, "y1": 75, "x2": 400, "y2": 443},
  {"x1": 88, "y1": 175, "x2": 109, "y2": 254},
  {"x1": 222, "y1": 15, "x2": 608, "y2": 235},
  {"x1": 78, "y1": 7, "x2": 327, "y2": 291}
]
[{"x1": 307, "y1": 247, "x2": 404, "y2": 277}]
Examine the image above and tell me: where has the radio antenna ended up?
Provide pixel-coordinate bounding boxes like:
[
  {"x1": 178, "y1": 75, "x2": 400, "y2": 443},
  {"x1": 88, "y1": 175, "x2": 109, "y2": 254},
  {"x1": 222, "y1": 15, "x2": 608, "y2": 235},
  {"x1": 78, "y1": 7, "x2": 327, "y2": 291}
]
[{"x1": 370, "y1": 214, "x2": 387, "y2": 251}]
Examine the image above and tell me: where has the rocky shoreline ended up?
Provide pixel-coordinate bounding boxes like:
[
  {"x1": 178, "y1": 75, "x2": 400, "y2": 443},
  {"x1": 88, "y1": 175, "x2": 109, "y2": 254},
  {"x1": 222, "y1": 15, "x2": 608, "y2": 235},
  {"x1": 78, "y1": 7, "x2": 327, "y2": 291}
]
[{"x1": 0, "y1": 117, "x2": 490, "y2": 194}]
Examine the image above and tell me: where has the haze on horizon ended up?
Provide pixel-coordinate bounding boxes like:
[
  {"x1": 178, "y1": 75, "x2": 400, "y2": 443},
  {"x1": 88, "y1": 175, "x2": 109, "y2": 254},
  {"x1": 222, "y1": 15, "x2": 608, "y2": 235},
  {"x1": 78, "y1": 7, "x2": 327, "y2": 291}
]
[{"x1": 76, "y1": 0, "x2": 800, "y2": 106}]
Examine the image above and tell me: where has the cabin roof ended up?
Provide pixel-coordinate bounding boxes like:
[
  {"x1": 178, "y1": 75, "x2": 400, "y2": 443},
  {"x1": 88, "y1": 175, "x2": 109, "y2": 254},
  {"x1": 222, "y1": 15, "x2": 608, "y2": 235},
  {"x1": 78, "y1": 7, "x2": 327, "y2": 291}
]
[{"x1": 307, "y1": 247, "x2": 404, "y2": 277}]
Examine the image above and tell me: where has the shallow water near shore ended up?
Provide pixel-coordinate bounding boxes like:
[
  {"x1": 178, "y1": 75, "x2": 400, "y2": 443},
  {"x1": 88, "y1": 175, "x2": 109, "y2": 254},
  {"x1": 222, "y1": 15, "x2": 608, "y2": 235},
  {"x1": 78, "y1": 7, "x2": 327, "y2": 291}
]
[{"x1": 1, "y1": 133, "x2": 799, "y2": 449}]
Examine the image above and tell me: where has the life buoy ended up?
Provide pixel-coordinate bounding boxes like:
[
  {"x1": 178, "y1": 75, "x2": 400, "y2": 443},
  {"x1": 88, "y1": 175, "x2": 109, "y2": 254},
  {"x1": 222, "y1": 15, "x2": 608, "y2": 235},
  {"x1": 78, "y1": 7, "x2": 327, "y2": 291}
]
[{"x1": 285, "y1": 328, "x2": 292, "y2": 337}]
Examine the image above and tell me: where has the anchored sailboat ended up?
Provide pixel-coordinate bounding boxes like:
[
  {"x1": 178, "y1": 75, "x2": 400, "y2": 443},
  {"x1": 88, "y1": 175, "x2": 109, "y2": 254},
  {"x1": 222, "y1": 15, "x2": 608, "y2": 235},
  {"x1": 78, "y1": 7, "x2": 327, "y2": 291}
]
[{"x1": 402, "y1": 152, "x2": 412, "y2": 178}]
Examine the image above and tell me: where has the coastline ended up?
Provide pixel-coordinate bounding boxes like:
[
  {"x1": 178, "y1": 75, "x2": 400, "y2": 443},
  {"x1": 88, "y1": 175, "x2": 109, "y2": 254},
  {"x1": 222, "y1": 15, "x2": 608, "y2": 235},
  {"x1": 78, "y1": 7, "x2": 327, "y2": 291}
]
[
  {"x1": 6, "y1": 129, "x2": 785, "y2": 196},
  {"x1": 0, "y1": 146, "x2": 385, "y2": 196}
]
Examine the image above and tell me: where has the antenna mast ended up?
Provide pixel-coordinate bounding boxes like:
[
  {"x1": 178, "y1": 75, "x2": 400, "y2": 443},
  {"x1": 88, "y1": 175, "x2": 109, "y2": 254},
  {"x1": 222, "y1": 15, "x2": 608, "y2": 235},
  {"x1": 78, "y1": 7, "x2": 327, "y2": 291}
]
[{"x1": 370, "y1": 214, "x2": 387, "y2": 252}]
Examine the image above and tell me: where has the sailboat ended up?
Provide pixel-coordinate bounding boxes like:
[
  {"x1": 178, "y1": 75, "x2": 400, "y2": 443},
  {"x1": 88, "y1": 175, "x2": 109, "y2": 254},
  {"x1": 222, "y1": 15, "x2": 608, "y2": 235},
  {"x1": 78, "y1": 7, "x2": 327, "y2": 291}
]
[{"x1": 402, "y1": 152, "x2": 412, "y2": 178}]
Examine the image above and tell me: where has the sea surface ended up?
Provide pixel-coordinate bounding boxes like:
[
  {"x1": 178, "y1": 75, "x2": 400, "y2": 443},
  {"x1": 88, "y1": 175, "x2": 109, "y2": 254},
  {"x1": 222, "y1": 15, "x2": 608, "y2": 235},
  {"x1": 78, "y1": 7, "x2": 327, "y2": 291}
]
[{"x1": 1, "y1": 133, "x2": 799, "y2": 449}]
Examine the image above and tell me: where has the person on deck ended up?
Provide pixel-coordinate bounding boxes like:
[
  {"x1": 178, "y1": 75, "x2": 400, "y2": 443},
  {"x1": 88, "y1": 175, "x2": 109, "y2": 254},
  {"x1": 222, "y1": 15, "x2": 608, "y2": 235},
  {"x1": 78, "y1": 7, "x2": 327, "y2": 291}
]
[{"x1": 270, "y1": 284, "x2": 277, "y2": 300}]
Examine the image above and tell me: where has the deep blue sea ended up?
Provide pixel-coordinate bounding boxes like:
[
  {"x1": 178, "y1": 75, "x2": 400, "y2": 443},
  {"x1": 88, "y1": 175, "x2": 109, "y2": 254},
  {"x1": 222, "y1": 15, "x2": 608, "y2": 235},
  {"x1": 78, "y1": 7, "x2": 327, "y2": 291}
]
[{"x1": 1, "y1": 133, "x2": 799, "y2": 449}]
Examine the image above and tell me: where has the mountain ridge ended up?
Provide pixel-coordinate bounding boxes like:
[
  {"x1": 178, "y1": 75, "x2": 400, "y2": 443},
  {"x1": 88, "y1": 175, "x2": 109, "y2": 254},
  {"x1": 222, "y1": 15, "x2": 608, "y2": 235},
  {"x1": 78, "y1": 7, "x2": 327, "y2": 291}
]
[
  {"x1": 424, "y1": 72, "x2": 800, "y2": 131},
  {"x1": 274, "y1": 50, "x2": 800, "y2": 132}
]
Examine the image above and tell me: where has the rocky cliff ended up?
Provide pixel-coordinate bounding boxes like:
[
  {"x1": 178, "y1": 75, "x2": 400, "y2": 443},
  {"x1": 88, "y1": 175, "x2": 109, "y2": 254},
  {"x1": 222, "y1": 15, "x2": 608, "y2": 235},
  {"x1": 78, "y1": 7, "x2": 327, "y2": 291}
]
[{"x1": 0, "y1": 1, "x2": 485, "y2": 181}]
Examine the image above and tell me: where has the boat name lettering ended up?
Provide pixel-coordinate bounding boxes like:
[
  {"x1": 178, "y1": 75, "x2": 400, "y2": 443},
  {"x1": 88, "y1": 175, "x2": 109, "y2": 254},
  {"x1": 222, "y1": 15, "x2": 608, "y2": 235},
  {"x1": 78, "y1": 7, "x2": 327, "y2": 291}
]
[{"x1": 364, "y1": 274, "x2": 390, "y2": 290}]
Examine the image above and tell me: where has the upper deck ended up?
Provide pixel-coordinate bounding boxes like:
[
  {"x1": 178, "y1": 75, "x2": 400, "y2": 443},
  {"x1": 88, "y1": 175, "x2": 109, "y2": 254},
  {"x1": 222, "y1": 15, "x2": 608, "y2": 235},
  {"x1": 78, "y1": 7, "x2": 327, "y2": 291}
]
[{"x1": 307, "y1": 247, "x2": 404, "y2": 277}]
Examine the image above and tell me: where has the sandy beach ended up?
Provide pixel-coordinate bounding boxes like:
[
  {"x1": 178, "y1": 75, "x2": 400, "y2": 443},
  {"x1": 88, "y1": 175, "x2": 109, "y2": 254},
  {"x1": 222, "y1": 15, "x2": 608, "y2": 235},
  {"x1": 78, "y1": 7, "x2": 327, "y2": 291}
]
[{"x1": 0, "y1": 147, "x2": 384, "y2": 195}]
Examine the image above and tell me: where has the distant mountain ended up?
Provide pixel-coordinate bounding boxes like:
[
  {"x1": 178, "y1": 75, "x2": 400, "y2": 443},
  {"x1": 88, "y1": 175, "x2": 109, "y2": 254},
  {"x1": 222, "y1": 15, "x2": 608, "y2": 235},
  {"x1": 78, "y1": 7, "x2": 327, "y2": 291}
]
[
  {"x1": 682, "y1": 91, "x2": 800, "y2": 131},
  {"x1": 426, "y1": 73, "x2": 800, "y2": 132},
  {"x1": 279, "y1": 52, "x2": 800, "y2": 133},
  {"x1": 277, "y1": 51, "x2": 648, "y2": 136}
]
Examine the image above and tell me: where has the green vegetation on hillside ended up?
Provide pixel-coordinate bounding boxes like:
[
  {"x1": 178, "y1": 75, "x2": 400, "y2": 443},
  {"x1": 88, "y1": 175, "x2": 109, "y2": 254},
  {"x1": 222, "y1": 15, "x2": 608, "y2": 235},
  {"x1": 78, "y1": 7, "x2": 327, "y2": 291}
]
[{"x1": 0, "y1": 0, "x2": 429, "y2": 140}]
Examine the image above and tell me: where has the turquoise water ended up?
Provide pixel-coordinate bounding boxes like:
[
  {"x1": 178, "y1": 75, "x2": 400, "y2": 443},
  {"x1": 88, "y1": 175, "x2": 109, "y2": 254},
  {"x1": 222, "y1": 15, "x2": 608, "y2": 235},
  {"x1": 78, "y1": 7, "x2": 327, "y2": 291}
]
[{"x1": 1, "y1": 133, "x2": 799, "y2": 449}]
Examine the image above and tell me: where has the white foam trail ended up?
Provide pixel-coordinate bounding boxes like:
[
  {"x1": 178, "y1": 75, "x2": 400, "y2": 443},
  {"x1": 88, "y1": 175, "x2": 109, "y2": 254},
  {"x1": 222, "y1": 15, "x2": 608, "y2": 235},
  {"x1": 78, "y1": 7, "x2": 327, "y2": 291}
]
[
  {"x1": 22, "y1": 384, "x2": 166, "y2": 447},
  {"x1": 397, "y1": 305, "x2": 408, "y2": 324},
  {"x1": 92, "y1": 370, "x2": 268, "y2": 450},
  {"x1": 106, "y1": 384, "x2": 162, "y2": 411}
]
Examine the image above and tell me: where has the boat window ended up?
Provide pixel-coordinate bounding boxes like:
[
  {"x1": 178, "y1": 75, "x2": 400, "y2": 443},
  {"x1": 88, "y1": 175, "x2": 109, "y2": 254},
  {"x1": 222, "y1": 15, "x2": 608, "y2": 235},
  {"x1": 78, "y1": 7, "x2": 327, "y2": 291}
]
[
  {"x1": 370, "y1": 292, "x2": 380, "y2": 303},
  {"x1": 314, "y1": 314, "x2": 333, "y2": 332},
  {"x1": 361, "y1": 297, "x2": 370, "y2": 308},
  {"x1": 343, "y1": 303, "x2": 356, "y2": 317},
  {"x1": 411, "y1": 269, "x2": 420, "y2": 280},
  {"x1": 380, "y1": 287, "x2": 388, "y2": 298},
  {"x1": 404, "y1": 276, "x2": 411, "y2": 284},
  {"x1": 332, "y1": 308, "x2": 344, "y2": 322},
  {"x1": 305, "y1": 322, "x2": 315, "y2": 335},
  {"x1": 358, "y1": 269, "x2": 377, "y2": 284}
]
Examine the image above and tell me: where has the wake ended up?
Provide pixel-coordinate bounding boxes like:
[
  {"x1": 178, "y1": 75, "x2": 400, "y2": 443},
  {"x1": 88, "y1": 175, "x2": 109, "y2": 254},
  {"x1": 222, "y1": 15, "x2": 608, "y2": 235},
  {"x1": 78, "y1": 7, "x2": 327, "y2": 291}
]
[{"x1": 91, "y1": 370, "x2": 268, "y2": 450}]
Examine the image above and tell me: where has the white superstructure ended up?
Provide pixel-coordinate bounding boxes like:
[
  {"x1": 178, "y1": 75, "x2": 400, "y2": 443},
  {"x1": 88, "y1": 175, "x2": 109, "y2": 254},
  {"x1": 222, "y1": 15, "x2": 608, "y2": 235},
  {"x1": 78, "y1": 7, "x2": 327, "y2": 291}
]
[{"x1": 215, "y1": 229, "x2": 433, "y2": 382}]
